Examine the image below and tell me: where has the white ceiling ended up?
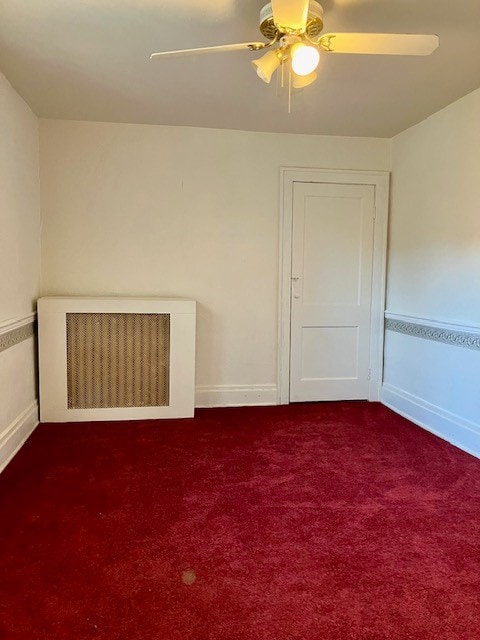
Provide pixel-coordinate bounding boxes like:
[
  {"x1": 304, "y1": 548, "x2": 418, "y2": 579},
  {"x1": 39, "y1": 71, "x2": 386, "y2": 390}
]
[{"x1": 1, "y1": 0, "x2": 480, "y2": 137}]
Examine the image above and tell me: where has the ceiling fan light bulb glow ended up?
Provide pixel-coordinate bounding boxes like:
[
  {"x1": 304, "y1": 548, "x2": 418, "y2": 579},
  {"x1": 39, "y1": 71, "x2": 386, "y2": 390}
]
[
  {"x1": 290, "y1": 43, "x2": 320, "y2": 76},
  {"x1": 252, "y1": 49, "x2": 282, "y2": 83}
]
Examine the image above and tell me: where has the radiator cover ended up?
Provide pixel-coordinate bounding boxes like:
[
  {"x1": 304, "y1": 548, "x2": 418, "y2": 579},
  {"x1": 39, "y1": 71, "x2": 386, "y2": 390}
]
[{"x1": 38, "y1": 297, "x2": 196, "y2": 422}]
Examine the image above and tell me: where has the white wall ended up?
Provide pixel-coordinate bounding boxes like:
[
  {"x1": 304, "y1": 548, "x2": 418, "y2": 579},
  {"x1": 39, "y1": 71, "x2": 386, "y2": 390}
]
[
  {"x1": 384, "y1": 87, "x2": 480, "y2": 456},
  {"x1": 39, "y1": 120, "x2": 390, "y2": 406},
  {"x1": 0, "y1": 72, "x2": 40, "y2": 470}
]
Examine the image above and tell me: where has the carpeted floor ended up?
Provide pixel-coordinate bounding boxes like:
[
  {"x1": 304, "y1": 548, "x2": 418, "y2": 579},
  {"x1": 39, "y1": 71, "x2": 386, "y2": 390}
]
[{"x1": 1, "y1": 401, "x2": 480, "y2": 639}]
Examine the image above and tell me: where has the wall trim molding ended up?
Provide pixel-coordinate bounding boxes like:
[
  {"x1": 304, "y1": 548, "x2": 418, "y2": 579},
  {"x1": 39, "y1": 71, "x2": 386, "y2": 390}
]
[
  {"x1": 0, "y1": 401, "x2": 39, "y2": 473},
  {"x1": 382, "y1": 383, "x2": 480, "y2": 460},
  {"x1": 196, "y1": 384, "x2": 277, "y2": 408},
  {"x1": 0, "y1": 312, "x2": 36, "y2": 353},
  {"x1": 385, "y1": 312, "x2": 480, "y2": 351}
]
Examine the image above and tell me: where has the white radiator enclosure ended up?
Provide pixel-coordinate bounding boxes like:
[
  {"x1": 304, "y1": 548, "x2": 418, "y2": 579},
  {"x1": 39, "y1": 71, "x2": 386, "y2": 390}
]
[{"x1": 38, "y1": 297, "x2": 196, "y2": 422}]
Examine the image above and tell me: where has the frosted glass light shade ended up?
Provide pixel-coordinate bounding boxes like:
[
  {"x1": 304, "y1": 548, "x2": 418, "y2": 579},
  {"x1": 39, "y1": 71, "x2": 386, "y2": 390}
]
[
  {"x1": 252, "y1": 49, "x2": 282, "y2": 83},
  {"x1": 291, "y1": 43, "x2": 320, "y2": 76},
  {"x1": 292, "y1": 71, "x2": 317, "y2": 88}
]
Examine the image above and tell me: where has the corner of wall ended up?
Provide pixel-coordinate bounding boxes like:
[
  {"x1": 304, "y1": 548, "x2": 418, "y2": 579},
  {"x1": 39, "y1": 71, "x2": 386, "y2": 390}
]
[
  {"x1": 0, "y1": 72, "x2": 41, "y2": 472},
  {"x1": 383, "y1": 89, "x2": 480, "y2": 460}
]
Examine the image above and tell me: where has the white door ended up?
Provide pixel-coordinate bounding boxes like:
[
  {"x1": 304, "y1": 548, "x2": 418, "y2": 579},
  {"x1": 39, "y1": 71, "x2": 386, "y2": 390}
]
[{"x1": 290, "y1": 181, "x2": 375, "y2": 402}]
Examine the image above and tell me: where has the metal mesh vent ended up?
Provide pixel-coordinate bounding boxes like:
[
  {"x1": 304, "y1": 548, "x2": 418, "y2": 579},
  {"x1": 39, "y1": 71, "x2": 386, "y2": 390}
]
[{"x1": 66, "y1": 313, "x2": 170, "y2": 409}]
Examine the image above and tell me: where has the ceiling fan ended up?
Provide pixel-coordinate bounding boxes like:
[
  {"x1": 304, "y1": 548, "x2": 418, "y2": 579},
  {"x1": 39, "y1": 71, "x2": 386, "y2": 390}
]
[{"x1": 150, "y1": 0, "x2": 439, "y2": 89}]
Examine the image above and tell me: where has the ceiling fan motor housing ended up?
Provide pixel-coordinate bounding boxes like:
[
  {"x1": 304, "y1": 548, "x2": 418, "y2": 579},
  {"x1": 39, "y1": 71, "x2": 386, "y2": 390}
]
[{"x1": 260, "y1": 1, "x2": 324, "y2": 39}]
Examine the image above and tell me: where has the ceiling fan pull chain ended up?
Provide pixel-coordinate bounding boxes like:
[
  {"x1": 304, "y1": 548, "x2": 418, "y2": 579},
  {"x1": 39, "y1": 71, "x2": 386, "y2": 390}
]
[{"x1": 288, "y1": 66, "x2": 292, "y2": 114}]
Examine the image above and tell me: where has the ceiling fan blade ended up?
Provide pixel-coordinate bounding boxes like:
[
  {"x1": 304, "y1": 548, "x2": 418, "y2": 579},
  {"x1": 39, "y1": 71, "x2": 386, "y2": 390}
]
[
  {"x1": 319, "y1": 33, "x2": 439, "y2": 56},
  {"x1": 150, "y1": 42, "x2": 266, "y2": 60},
  {"x1": 271, "y1": 0, "x2": 309, "y2": 33}
]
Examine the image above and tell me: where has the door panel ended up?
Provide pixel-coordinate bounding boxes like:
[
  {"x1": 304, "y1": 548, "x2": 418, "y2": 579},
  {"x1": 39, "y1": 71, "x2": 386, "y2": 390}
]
[
  {"x1": 301, "y1": 326, "x2": 359, "y2": 379},
  {"x1": 302, "y1": 198, "x2": 363, "y2": 307},
  {"x1": 290, "y1": 182, "x2": 375, "y2": 402}
]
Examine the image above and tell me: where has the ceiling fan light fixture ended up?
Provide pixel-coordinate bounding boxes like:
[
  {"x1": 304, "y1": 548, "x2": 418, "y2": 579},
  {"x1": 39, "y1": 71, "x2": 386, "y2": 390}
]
[
  {"x1": 292, "y1": 70, "x2": 317, "y2": 89},
  {"x1": 252, "y1": 48, "x2": 283, "y2": 83},
  {"x1": 290, "y1": 42, "x2": 320, "y2": 76}
]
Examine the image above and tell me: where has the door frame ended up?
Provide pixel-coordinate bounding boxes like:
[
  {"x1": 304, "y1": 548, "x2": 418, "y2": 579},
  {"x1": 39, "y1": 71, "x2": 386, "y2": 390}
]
[{"x1": 277, "y1": 167, "x2": 390, "y2": 405}]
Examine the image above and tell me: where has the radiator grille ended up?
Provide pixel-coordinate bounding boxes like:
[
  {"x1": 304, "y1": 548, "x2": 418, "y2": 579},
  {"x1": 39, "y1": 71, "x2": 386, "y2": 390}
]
[{"x1": 66, "y1": 313, "x2": 170, "y2": 409}]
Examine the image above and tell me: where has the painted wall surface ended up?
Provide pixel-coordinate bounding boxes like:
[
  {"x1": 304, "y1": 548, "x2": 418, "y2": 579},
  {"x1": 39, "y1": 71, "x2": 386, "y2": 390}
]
[
  {"x1": 0, "y1": 72, "x2": 40, "y2": 468},
  {"x1": 385, "y1": 87, "x2": 480, "y2": 455},
  {"x1": 39, "y1": 120, "x2": 390, "y2": 405}
]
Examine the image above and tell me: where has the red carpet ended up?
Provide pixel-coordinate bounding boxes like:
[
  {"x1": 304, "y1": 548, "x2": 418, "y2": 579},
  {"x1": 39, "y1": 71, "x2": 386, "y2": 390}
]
[{"x1": 1, "y1": 402, "x2": 480, "y2": 639}]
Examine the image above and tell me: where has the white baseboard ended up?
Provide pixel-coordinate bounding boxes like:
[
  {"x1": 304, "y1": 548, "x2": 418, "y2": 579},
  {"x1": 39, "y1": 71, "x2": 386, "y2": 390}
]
[
  {"x1": 382, "y1": 383, "x2": 480, "y2": 460},
  {"x1": 195, "y1": 384, "x2": 278, "y2": 408},
  {"x1": 0, "y1": 401, "x2": 39, "y2": 473}
]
